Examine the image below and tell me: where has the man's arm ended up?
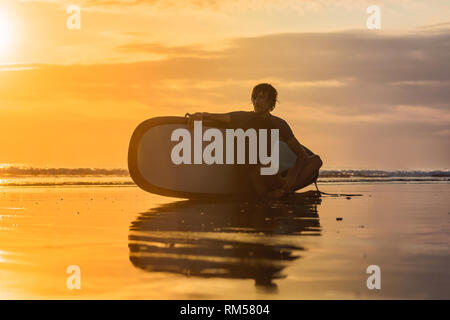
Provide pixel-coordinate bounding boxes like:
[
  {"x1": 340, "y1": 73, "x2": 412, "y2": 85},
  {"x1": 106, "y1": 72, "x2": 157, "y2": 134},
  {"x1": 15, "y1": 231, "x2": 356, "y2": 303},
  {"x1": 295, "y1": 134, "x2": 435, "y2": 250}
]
[
  {"x1": 281, "y1": 136, "x2": 310, "y2": 193},
  {"x1": 187, "y1": 112, "x2": 231, "y2": 126}
]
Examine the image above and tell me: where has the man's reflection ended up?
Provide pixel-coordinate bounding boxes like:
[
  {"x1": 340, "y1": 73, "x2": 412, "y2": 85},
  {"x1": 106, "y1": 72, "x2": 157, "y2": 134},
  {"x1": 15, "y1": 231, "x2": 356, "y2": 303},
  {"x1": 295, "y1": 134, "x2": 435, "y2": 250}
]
[{"x1": 129, "y1": 193, "x2": 321, "y2": 292}]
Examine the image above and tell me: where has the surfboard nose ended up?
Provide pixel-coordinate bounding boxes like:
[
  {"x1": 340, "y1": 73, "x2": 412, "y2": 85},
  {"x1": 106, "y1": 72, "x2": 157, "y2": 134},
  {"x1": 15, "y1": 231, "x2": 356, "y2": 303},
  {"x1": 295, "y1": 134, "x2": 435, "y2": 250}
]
[{"x1": 128, "y1": 117, "x2": 243, "y2": 198}]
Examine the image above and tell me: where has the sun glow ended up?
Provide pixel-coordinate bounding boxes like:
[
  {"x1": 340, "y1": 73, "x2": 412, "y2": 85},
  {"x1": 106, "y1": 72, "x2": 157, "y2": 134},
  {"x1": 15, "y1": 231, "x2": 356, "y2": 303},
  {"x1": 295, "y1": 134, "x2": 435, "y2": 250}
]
[{"x1": 0, "y1": 11, "x2": 12, "y2": 53}]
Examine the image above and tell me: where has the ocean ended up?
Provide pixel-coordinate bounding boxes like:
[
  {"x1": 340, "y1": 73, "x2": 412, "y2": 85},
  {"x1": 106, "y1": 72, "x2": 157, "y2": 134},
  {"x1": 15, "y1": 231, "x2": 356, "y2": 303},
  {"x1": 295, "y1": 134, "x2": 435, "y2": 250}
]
[{"x1": 0, "y1": 166, "x2": 448, "y2": 186}]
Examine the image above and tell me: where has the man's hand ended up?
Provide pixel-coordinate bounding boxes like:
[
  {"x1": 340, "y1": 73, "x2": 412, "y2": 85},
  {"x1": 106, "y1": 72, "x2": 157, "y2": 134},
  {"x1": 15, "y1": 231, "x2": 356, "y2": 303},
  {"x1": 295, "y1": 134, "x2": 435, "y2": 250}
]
[{"x1": 186, "y1": 112, "x2": 207, "y2": 127}]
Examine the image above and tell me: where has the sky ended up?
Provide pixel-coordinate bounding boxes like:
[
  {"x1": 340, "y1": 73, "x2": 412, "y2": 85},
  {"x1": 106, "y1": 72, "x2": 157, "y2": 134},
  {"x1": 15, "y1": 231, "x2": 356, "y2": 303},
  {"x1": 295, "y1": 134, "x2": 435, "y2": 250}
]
[{"x1": 0, "y1": 0, "x2": 449, "y2": 169}]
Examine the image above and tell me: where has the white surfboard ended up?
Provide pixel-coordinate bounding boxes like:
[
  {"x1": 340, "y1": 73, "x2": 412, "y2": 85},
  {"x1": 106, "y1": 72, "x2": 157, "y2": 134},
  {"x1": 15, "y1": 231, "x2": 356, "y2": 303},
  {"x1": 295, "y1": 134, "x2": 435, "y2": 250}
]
[{"x1": 128, "y1": 116, "x2": 305, "y2": 198}]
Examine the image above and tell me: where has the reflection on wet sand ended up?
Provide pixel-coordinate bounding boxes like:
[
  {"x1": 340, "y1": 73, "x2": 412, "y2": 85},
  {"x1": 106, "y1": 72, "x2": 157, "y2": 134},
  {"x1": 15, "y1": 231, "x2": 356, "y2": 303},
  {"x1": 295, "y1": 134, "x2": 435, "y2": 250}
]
[{"x1": 129, "y1": 192, "x2": 321, "y2": 292}]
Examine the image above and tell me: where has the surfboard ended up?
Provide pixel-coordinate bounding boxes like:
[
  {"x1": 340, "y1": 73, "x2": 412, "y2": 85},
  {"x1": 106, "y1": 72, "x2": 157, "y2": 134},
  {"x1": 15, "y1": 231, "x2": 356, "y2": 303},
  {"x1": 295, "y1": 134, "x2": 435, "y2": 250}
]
[{"x1": 128, "y1": 116, "x2": 308, "y2": 198}]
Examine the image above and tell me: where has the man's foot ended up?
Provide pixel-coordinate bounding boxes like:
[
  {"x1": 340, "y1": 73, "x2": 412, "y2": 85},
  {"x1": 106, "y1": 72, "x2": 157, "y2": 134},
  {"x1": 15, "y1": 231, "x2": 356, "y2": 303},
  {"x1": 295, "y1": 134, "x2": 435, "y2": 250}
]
[{"x1": 302, "y1": 190, "x2": 321, "y2": 197}]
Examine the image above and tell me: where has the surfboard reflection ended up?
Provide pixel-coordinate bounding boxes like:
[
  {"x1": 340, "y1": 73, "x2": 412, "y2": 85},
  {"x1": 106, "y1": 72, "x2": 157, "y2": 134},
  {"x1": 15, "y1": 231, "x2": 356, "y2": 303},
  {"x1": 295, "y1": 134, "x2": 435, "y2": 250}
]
[{"x1": 129, "y1": 193, "x2": 321, "y2": 292}]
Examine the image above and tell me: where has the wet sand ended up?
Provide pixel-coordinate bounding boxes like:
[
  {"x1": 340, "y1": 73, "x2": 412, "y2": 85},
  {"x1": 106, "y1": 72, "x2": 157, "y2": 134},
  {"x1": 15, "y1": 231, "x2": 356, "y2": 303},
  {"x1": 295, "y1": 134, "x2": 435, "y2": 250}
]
[{"x1": 0, "y1": 183, "x2": 449, "y2": 299}]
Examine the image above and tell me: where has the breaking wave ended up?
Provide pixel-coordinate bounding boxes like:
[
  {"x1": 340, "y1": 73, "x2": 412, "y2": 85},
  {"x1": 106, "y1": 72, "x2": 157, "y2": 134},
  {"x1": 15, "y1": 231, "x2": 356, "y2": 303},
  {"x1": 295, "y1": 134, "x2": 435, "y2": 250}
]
[
  {"x1": 0, "y1": 166, "x2": 448, "y2": 186},
  {"x1": 0, "y1": 166, "x2": 129, "y2": 177}
]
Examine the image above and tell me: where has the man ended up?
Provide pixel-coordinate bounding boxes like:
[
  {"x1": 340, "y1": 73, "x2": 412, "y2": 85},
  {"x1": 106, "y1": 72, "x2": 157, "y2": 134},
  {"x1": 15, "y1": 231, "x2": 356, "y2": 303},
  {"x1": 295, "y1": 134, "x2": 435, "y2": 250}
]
[{"x1": 187, "y1": 83, "x2": 322, "y2": 198}]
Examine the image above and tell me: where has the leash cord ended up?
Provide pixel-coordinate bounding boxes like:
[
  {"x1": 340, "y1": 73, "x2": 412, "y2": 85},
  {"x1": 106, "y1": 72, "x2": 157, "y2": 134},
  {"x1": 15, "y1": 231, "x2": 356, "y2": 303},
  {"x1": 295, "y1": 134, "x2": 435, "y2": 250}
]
[{"x1": 314, "y1": 181, "x2": 362, "y2": 197}]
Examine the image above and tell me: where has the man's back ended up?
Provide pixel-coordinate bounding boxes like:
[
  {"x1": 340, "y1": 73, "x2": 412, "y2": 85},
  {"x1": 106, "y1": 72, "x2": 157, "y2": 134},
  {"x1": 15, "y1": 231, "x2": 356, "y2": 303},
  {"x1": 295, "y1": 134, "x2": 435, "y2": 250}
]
[{"x1": 227, "y1": 111, "x2": 294, "y2": 143}]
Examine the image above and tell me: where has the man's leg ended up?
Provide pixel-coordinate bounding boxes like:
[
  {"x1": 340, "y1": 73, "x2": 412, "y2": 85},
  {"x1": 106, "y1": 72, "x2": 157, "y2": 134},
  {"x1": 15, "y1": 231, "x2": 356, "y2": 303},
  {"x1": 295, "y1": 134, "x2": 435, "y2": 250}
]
[
  {"x1": 289, "y1": 155, "x2": 323, "y2": 191},
  {"x1": 250, "y1": 155, "x2": 323, "y2": 196},
  {"x1": 249, "y1": 164, "x2": 285, "y2": 197}
]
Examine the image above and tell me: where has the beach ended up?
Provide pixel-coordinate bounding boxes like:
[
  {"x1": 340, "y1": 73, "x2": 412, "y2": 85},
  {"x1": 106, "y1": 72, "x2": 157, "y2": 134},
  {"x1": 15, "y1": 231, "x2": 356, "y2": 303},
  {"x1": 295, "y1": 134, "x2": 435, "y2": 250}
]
[{"x1": 0, "y1": 180, "x2": 449, "y2": 299}]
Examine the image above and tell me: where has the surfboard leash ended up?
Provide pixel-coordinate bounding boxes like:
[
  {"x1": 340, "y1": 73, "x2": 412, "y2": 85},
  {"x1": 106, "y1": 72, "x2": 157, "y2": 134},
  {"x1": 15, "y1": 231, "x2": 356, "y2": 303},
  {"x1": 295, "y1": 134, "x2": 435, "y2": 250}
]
[{"x1": 313, "y1": 180, "x2": 363, "y2": 197}]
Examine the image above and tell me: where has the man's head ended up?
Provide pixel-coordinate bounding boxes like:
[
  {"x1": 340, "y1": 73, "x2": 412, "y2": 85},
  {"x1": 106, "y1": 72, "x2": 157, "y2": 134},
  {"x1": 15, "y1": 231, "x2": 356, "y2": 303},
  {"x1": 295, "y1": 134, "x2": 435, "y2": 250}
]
[{"x1": 251, "y1": 83, "x2": 278, "y2": 113}]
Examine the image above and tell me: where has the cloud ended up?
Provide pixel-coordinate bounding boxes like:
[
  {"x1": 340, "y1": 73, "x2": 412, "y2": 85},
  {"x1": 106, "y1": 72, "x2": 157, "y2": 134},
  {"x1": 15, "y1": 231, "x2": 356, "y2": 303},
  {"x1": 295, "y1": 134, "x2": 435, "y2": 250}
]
[
  {"x1": 2, "y1": 28, "x2": 449, "y2": 119},
  {"x1": 0, "y1": 66, "x2": 37, "y2": 72},
  {"x1": 114, "y1": 29, "x2": 450, "y2": 115},
  {"x1": 417, "y1": 21, "x2": 450, "y2": 30},
  {"x1": 20, "y1": 0, "x2": 400, "y2": 13},
  {"x1": 116, "y1": 42, "x2": 225, "y2": 58}
]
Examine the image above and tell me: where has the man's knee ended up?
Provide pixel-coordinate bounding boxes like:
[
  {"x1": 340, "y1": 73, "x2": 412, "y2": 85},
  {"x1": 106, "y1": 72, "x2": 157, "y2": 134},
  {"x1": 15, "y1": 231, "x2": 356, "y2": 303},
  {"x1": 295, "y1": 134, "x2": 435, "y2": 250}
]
[
  {"x1": 310, "y1": 155, "x2": 323, "y2": 169},
  {"x1": 316, "y1": 155, "x2": 323, "y2": 168}
]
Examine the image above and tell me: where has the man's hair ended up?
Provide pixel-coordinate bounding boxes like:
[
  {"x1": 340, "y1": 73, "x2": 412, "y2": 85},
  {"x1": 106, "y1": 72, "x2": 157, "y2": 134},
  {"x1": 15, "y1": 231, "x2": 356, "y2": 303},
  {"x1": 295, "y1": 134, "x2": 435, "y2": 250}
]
[{"x1": 251, "y1": 83, "x2": 278, "y2": 111}]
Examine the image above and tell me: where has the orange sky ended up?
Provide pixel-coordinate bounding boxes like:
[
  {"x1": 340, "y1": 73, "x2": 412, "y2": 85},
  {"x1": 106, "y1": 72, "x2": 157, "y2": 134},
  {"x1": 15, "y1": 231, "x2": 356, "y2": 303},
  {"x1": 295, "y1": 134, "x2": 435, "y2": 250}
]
[{"x1": 0, "y1": 0, "x2": 449, "y2": 169}]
